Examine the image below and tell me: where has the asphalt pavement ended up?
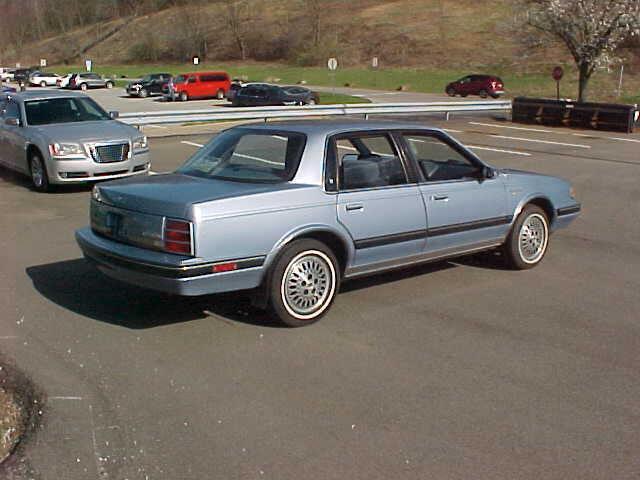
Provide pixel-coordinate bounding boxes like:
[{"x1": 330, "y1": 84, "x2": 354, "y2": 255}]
[{"x1": 1, "y1": 112, "x2": 640, "y2": 479}]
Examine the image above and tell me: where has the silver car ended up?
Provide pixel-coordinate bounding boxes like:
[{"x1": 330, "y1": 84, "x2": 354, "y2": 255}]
[
  {"x1": 76, "y1": 121, "x2": 581, "y2": 327},
  {"x1": 0, "y1": 90, "x2": 150, "y2": 191}
]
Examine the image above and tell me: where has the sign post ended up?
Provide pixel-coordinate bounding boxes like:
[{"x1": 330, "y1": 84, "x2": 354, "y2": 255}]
[
  {"x1": 372, "y1": 56, "x2": 379, "y2": 87},
  {"x1": 552, "y1": 66, "x2": 564, "y2": 101},
  {"x1": 327, "y1": 57, "x2": 338, "y2": 94}
]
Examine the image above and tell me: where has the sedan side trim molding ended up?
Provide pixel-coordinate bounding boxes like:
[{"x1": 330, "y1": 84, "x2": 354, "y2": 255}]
[
  {"x1": 427, "y1": 216, "x2": 512, "y2": 237},
  {"x1": 345, "y1": 239, "x2": 503, "y2": 279},
  {"x1": 354, "y1": 230, "x2": 426, "y2": 249},
  {"x1": 557, "y1": 204, "x2": 581, "y2": 216}
]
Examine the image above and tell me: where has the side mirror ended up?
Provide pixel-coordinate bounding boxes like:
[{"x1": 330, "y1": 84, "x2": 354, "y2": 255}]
[
  {"x1": 109, "y1": 111, "x2": 119, "y2": 119},
  {"x1": 482, "y1": 166, "x2": 496, "y2": 179},
  {"x1": 5, "y1": 117, "x2": 20, "y2": 127}
]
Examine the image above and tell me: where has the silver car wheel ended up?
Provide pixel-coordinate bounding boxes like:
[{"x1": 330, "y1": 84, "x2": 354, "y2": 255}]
[
  {"x1": 30, "y1": 156, "x2": 44, "y2": 188},
  {"x1": 281, "y1": 250, "x2": 336, "y2": 320},
  {"x1": 518, "y1": 213, "x2": 548, "y2": 264}
]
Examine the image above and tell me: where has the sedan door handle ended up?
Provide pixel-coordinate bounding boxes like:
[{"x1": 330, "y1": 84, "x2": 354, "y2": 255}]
[
  {"x1": 432, "y1": 194, "x2": 449, "y2": 201},
  {"x1": 345, "y1": 203, "x2": 364, "y2": 212}
]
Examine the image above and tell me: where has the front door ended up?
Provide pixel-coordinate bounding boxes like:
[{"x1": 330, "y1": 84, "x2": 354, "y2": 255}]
[
  {"x1": 400, "y1": 132, "x2": 509, "y2": 254},
  {"x1": 0, "y1": 99, "x2": 27, "y2": 173},
  {"x1": 332, "y1": 132, "x2": 427, "y2": 270}
]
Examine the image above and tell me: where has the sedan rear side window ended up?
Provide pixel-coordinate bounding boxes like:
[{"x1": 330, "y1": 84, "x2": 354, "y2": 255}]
[
  {"x1": 178, "y1": 129, "x2": 306, "y2": 183},
  {"x1": 403, "y1": 134, "x2": 480, "y2": 182},
  {"x1": 334, "y1": 134, "x2": 407, "y2": 190}
]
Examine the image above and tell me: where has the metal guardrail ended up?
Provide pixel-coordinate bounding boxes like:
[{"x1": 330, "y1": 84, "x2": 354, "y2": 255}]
[{"x1": 119, "y1": 100, "x2": 512, "y2": 126}]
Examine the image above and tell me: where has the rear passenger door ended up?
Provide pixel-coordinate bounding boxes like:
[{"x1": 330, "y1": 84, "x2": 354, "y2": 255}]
[{"x1": 332, "y1": 132, "x2": 427, "y2": 269}]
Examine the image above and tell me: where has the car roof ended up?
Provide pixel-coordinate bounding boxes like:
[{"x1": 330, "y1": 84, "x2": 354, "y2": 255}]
[
  {"x1": 4, "y1": 90, "x2": 88, "y2": 102},
  {"x1": 235, "y1": 119, "x2": 444, "y2": 136}
]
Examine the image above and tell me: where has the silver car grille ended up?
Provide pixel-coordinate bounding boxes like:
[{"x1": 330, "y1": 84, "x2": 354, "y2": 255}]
[{"x1": 91, "y1": 143, "x2": 130, "y2": 163}]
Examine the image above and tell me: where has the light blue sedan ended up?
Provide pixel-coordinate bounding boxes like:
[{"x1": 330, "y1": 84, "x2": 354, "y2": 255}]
[{"x1": 76, "y1": 121, "x2": 581, "y2": 327}]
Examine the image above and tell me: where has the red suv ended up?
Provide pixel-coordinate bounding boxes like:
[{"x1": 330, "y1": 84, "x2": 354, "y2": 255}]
[
  {"x1": 166, "y1": 71, "x2": 230, "y2": 101},
  {"x1": 445, "y1": 75, "x2": 504, "y2": 99}
]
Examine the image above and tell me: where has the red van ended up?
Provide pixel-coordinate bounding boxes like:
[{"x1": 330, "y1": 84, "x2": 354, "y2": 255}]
[{"x1": 166, "y1": 71, "x2": 231, "y2": 101}]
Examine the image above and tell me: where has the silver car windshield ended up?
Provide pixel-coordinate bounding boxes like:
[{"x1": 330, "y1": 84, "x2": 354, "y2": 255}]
[
  {"x1": 178, "y1": 129, "x2": 307, "y2": 183},
  {"x1": 25, "y1": 97, "x2": 111, "y2": 125}
]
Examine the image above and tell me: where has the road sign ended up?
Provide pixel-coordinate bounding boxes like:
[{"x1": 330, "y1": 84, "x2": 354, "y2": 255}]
[
  {"x1": 15, "y1": 63, "x2": 20, "y2": 68},
  {"x1": 552, "y1": 66, "x2": 564, "y2": 81},
  {"x1": 327, "y1": 58, "x2": 338, "y2": 71},
  {"x1": 372, "y1": 57, "x2": 379, "y2": 69},
  {"x1": 40, "y1": 59, "x2": 47, "y2": 68},
  {"x1": 85, "y1": 59, "x2": 92, "y2": 72},
  {"x1": 192, "y1": 56, "x2": 200, "y2": 65}
]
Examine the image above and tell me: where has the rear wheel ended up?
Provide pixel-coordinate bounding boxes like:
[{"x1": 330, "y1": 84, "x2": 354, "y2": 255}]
[
  {"x1": 446, "y1": 87, "x2": 456, "y2": 97},
  {"x1": 269, "y1": 239, "x2": 340, "y2": 327},
  {"x1": 139, "y1": 88, "x2": 149, "y2": 98},
  {"x1": 105, "y1": 81, "x2": 114, "y2": 89},
  {"x1": 80, "y1": 83, "x2": 88, "y2": 91},
  {"x1": 29, "y1": 152, "x2": 51, "y2": 192},
  {"x1": 479, "y1": 89, "x2": 488, "y2": 98},
  {"x1": 179, "y1": 91, "x2": 188, "y2": 102},
  {"x1": 503, "y1": 205, "x2": 549, "y2": 269}
]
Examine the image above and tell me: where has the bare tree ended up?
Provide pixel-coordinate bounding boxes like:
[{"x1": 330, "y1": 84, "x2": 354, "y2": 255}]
[
  {"x1": 526, "y1": 0, "x2": 640, "y2": 102},
  {"x1": 224, "y1": 0, "x2": 251, "y2": 60}
]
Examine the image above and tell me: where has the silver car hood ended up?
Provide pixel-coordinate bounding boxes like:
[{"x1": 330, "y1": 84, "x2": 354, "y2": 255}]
[{"x1": 31, "y1": 120, "x2": 140, "y2": 143}]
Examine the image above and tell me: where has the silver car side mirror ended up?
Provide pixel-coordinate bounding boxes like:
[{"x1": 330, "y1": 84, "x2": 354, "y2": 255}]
[
  {"x1": 109, "y1": 111, "x2": 119, "y2": 119},
  {"x1": 5, "y1": 117, "x2": 20, "y2": 127}
]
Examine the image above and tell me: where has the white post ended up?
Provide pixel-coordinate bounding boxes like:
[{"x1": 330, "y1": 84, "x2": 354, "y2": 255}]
[{"x1": 617, "y1": 65, "x2": 624, "y2": 98}]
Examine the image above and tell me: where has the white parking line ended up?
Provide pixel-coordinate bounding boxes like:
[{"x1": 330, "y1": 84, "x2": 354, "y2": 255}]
[
  {"x1": 0, "y1": 336, "x2": 18, "y2": 340},
  {"x1": 467, "y1": 145, "x2": 531, "y2": 156},
  {"x1": 469, "y1": 122, "x2": 553, "y2": 133},
  {"x1": 49, "y1": 396, "x2": 84, "y2": 400},
  {"x1": 181, "y1": 141, "x2": 204, "y2": 148},
  {"x1": 493, "y1": 135, "x2": 591, "y2": 149},
  {"x1": 609, "y1": 137, "x2": 640, "y2": 144},
  {"x1": 233, "y1": 153, "x2": 282, "y2": 166},
  {"x1": 145, "y1": 125, "x2": 169, "y2": 129}
]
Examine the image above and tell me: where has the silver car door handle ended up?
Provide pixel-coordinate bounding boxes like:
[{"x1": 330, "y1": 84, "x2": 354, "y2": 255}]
[
  {"x1": 432, "y1": 194, "x2": 449, "y2": 201},
  {"x1": 345, "y1": 203, "x2": 364, "y2": 211}
]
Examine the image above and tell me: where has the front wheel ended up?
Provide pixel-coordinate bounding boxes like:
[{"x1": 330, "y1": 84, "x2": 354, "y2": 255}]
[
  {"x1": 503, "y1": 205, "x2": 549, "y2": 269},
  {"x1": 105, "y1": 81, "x2": 114, "y2": 89},
  {"x1": 30, "y1": 152, "x2": 51, "y2": 192},
  {"x1": 139, "y1": 88, "x2": 148, "y2": 98},
  {"x1": 179, "y1": 91, "x2": 188, "y2": 102},
  {"x1": 269, "y1": 239, "x2": 340, "y2": 327},
  {"x1": 40, "y1": 81, "x2": 46, "y2": 87},
  {"x1": 216, "y1": 89, "x2": 225, "y2": 100},
  {"x1": 80, "y1": 83, "x2": 88, "y2": 91},
  {"x1": 478, "y1": 89, "x2": 488, "y2": 98},
  {"x1": 446, "y1": 87, "x2": 456, "y2": 97}
]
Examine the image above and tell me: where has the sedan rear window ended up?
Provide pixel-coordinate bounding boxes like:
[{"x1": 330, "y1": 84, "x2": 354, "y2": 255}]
[
  {"x1": 178, "y1": 129, "x2": 306, "y2": 183},
  {"x1": 25, "y1": 97, "x2": 110, "y2": 125}
]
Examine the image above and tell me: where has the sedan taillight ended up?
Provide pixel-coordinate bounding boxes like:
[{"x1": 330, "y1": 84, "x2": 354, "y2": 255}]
[{"x1": 164, "y1": 219, "x2": 193, "y2": 255}]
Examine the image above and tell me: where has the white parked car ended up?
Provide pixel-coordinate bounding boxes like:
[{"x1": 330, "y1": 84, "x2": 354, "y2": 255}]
[
  {"x1": 29, "y1": 72, "x2": 61, "y2": 87},
  {"x1": 0, "y1": 68, "x2": 15, "y2": 82},
  {"x1": 57, "y1": 74, "x2": 73, "y2": 89}
]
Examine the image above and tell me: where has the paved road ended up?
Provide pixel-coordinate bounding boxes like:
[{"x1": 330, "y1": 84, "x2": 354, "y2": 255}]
[{"x1": 1, "y1": 117, "x2": 640, "y2": 479}]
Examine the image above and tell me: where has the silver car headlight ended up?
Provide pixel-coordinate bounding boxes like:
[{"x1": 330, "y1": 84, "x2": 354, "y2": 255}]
[
  {"x1": 49, "y1": 143, "x2": 85, "y2": 157},
  {"x1": 133, "y1": 136, "x2": 148, "y2": 151}
]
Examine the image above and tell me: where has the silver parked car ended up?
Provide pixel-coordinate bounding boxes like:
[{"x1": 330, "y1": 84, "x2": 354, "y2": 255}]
[
  {"x1": 76, "y1": 121, "x2": 581, "y2": 327},
  {"x1": 69, "y1": 73, "x2": 114, "y2": 91},
  {"x1": 0, "y1": 90, "x2": 150, "y2": 191}
]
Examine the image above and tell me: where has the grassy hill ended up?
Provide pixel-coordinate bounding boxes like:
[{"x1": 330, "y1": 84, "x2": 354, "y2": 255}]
[{"x1": 1, "y1": 0, "x2": 638, "y2": 102}]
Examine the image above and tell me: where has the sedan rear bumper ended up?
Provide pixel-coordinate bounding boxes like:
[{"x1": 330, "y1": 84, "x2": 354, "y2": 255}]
[{"x1": 76, "y1": 227, "x2": 265, "y2": 296}]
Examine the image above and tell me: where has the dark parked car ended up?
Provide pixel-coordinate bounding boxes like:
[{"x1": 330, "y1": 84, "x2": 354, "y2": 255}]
[
  {"x1": 126, "y1": 73, "x2": 172, "y2": 98},
  {"x1": 232, "y1": 84, "x2": 319, "y2": 107},
  {"x1": 446, "y1": 75, "x2": 504, "y2": 99},
  {"x1": 14, "y1": 68, "x2": 39, "y2": 84}
]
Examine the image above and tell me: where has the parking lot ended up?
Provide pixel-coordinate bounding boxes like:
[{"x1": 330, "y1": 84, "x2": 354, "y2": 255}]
[{"x1": 1, "y1": 110, "x2": 640, "y2": 479}]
